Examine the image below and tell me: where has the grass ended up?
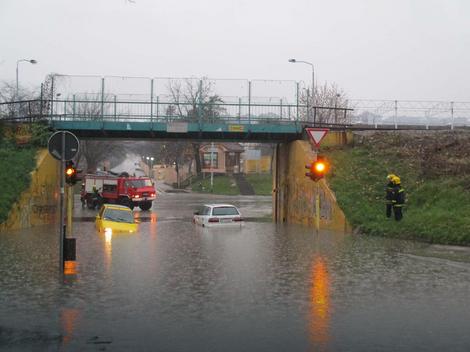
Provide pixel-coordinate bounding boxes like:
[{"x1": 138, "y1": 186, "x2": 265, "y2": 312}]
[
  {"x1": 0, "y1": 144, "x2": 38, "y2": 224},
  {"x1": 0, "y1": 122, "x2": 48, "y2": 224},
  {"x1": 191, "y1": 175, "x2": 240, "y2": 195},
  {"x1": 245, "y1": 173, "x2": 272, "y2": 195},
  {"x1": 325, "y1": 144, "x2": 470, "y2": 245}
]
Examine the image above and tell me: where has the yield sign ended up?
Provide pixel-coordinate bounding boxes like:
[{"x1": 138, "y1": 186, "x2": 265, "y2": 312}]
[{"x1": 305, "y1": 128, "x2": 329, "y2": 148}]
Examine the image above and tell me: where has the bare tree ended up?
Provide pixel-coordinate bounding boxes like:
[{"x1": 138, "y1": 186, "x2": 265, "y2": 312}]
[
  {"x1": 300, "y1": 82, "x2": 349, "y2": 124},
  {"x1": 166, "y1": 78, "x2": 226, "y2": 174}
]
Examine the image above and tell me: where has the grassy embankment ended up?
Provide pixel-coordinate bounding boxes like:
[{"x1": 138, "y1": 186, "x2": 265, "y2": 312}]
[
  {"x1": 325, "y1": 132, "x2": 470, "y2": 245},
  {"x1": 0, "y1": 123, "x2": 49, "y2": 223},
  {"x1": 192, "y1": 174, "x2": 272, "y2": 196}
]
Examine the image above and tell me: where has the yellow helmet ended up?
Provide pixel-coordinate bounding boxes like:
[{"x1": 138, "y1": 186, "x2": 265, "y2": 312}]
[
  {"x1": 387, "y1": 174, "x2": 396, "y2": 181},
  {"x1": 392, "y1": 176, "x2": 401, "y2": 185}
]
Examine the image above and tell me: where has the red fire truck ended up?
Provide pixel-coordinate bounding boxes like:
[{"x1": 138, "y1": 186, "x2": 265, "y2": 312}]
[{"x1": 81, "y1": 173, "x2": 156, "y2": 211}]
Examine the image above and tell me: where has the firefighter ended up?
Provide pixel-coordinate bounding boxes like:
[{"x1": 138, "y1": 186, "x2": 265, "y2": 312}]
[
  {"x1": 385, "y1": 174, "x2": 396, "y2": 218},
  {"x1": 391, "y1": 175, "x2": 405, "y2": 221},
  {"x1": 91, "y1": 186, "x2": 102, "y2": 209}
]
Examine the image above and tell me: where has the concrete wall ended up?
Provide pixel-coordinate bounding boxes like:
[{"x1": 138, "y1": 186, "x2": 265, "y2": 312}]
[
  {"x1": 0, "y1": 149, "x2": 59, "y2": 231},
  {"x1": 273, "y1": 131, "x2": 352, "y2": 232}
]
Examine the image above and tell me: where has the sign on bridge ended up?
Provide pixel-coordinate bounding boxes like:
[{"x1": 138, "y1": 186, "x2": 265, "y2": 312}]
[{"x1": 305, "y1": 128, "x2": 329, "y2": 148}]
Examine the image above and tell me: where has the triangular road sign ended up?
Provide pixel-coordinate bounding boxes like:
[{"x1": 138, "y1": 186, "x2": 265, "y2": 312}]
[{"x1": 305, "y1": 128, "x2": 329, "y2": 148}]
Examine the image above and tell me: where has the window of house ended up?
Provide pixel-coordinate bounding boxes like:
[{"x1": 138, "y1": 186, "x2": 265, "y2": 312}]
[{"x1": 203, "y1": 152, "x2": 218, "y2": 168}]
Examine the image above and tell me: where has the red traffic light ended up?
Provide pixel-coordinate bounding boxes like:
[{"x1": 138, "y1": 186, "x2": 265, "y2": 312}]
[{"x1": 305, "y1": 156, "x2": 328, "y2": 182}]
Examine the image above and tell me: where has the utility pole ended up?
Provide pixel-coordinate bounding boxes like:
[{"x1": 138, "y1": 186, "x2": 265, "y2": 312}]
[{"x1": 210, "y1": 142, "x2": 214, "y2": 191}]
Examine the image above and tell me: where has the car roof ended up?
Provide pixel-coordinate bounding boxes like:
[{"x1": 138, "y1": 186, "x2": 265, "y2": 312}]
[
  {"x1": 203, "y1": 204, "x2": 239, "y2": 208},
  {"x1": 102, "y1": 204, "x2": 133, "y2": 211}
]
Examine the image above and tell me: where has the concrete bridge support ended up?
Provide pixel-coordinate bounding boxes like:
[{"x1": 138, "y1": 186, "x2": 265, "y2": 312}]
[{"x1": 273, "y1": 132, "x2": 352, "y2": 231}]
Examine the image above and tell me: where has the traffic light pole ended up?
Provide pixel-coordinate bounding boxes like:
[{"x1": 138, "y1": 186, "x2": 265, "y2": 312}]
[
  {"x1": 59, "y1": 132, "x2": 65, "y2": 273},
  {"x1": 315, "y1": 182, "x2": 320, "y2": 232},
  {"x1": 67, "y1": 185, "x2": 73, "y2": 236}
]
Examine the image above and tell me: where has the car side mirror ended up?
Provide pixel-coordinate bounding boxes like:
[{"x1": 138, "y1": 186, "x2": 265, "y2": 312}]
[{"x1": 96, "y1": 215, "x2": 101, "y2": 220}]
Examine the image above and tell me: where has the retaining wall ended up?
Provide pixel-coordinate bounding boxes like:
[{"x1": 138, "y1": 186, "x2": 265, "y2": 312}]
[
  {"x1": 273, "y1": 131, "x2": 352, "y2": 231},
  {"x1": 0, "y1": 149, "x2": 59, "y2": 231}
]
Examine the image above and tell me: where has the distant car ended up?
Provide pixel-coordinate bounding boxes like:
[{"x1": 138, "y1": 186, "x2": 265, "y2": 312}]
[
  {"x1": 193, "y1": 204, "x2": 243, "y2": 227},
  {"x1": 95, "y1": 204, "x2": 139, "y2": 234}
]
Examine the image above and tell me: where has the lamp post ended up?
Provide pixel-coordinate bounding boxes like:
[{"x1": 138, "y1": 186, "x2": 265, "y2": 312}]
[
  {"x1": 334, "y1": 93, "x2": 340, "y2": 124},
  {"x1": 145, "y1": 156, "x2": 154, "y2": 178},
  {"x1": 288, "y1": 58, "x2": 315, "y2": 124},
  {"x1": 16, "y1": 59, "x2": 37, "y2": 98}
]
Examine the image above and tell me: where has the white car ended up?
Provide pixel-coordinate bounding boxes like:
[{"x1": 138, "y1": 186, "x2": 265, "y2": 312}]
[{"x1": 193, "y1": 204, "x2": 244, "y2": 227}]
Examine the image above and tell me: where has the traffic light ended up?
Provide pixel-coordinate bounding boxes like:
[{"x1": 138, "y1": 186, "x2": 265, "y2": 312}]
[
  {"x1": 305, "y1": 155, "x2": 328, "y2": 182},
  {"x1": 65, "y1": 161, "x2": 77, "y2": 185}
]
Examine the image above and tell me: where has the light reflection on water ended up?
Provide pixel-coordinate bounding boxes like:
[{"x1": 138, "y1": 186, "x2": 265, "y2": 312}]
[
  {"x1": 309, "y1": 256, "x2": 330, "y2": 349},
  {"x1": 1, "y1": 193, "x2": 470, "y2": 351}
]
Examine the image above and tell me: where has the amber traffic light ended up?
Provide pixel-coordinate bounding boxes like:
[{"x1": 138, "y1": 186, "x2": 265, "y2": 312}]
[
  {"x1": 65, "y1": 161, "x2": 77, "y2": 185},
  {"x1": 305, "y1": 155, "x2": 328, "y2": 182}
]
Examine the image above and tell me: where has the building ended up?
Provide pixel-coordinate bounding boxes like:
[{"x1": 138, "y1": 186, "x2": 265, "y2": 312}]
[{"x1": 200, "y1": 143, "x2": 244, "y2": 175}]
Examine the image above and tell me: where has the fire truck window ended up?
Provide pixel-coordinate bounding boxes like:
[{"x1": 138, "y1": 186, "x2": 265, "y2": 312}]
[
  {"x1": 103, "y1": 184, "x2": 117, "y2": 193},
  {"x1": 127, "y1": 180, "x2": 152, "y2": 188}
]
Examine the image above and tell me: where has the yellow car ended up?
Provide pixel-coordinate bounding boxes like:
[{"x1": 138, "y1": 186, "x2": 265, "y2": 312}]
[{"x1": 95, "y1": 204, "x2": 139, "y2": 233}]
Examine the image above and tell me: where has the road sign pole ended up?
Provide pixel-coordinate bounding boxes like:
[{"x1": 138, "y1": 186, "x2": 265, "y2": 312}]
[
  {"x1": 59, "y1": 132, "x2": 65, "y2": 273},
  {"x1": 47, "y1": 130, "x2": 80, "y2": 274}
]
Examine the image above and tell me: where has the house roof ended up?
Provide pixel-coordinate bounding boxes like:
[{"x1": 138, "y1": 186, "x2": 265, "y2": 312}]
[
  {"x1": 201, "y1": 142, "x2": 244, "y2": 153},
  {"x1": 221, "y1": 143, "x2": 244, "y2": 152}
]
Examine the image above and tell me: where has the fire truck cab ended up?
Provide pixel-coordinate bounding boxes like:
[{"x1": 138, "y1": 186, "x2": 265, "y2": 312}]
[{"x1": 81, "y1": 174, "x2": 156, "y2": 211}]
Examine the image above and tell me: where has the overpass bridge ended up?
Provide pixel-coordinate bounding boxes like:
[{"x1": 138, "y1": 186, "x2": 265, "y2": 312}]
[
  {"x1": 0, "y1": 98, "x2": 352, "y2": 141},
  {"x1": 2, "y1": 74, "x2": 468, "y2": 141}
]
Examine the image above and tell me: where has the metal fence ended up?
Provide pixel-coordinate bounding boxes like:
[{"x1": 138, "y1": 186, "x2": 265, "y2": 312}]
[
  {"x1": 349, "y1": 99, "x2": 470, "y2": 129},
  {"x1": 2, "y1": 73, "x2": 470, "y2": 129}
]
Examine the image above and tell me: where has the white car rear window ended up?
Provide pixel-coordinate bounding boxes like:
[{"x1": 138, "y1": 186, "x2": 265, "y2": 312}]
[{"x1": 212, "y1": 207, "x2": 239, "y2": 216}]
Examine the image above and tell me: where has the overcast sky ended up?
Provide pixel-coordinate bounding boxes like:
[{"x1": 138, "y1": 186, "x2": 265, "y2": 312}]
[{"x1": 1, "y1": 0, "x2": 469, "y2": 101}]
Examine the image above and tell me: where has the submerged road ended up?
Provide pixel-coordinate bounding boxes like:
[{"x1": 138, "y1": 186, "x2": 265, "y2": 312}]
[{"x1": 1, "y1": 191, "x2": 470, "y2": 351}]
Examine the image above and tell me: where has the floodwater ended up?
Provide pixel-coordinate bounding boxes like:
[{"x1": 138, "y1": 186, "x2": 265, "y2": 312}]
[{"x1": 1, "y1": 192, "x2": 470, "y2": 351}]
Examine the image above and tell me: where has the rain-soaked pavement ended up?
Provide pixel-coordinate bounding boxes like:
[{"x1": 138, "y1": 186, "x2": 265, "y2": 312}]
[{"x1": 1, "y1": 191, "x2": 470, "y2": 351}]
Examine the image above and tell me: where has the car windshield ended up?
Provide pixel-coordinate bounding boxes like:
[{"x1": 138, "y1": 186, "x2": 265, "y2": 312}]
[
  {"x1": 212, "y1": 206, "x2": 239, "y2": 216},
  {"x1": 127, "y1": 179, "x2": 152, "y2": 188},
  {"x1": 103, "y1": 208, "x2": 134, "y2": 223}
]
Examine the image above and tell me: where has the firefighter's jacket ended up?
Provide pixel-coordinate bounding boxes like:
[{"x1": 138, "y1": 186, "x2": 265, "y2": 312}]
[
  {"x1": 385, "y1": 181, "x2": 395, "y2": 204},
  {"x1": 392, "y1": 185, "x2": 405, "y2": 207}
]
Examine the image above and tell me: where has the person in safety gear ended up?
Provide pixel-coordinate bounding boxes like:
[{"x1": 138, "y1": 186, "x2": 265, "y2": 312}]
[
  {"x1": 385, "y1": 174, "x2": 397, "y2": 218},
  {"x1": 391, "y1": 175, "x2": 405, "y2": 221}
]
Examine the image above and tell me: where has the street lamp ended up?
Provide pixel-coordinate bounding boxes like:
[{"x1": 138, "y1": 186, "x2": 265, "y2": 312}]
[
  {"x1": 16, "y1": 59, "x2": 37, "y2": 98},
  {"x1": 288, "y1": 58, "x2": 315, "y2": 124},
  {"x1": 150, "y1": 157, "x2": 154, "y2": 178},
  {"x1": 145, "y1": 156, "x2": 154, "y2": 177}
]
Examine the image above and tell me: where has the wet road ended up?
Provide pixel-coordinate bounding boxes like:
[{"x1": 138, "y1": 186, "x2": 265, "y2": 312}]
[{"x1": 1, "y1": 192, "x2": 470, "y2": 351}]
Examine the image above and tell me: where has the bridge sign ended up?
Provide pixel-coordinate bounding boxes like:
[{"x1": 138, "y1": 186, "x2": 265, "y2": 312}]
[
  {"x1": 48, "y1": 131, "x2": 79, "y2": 161},
  {"x1": 305, "y1": 128, "x2": 329, "y2": 148}
]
